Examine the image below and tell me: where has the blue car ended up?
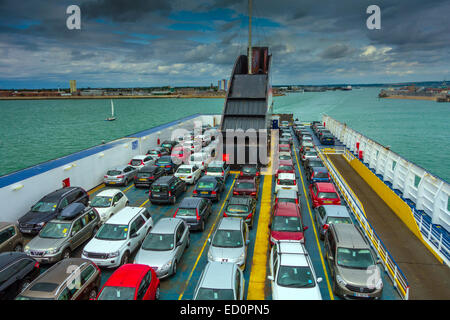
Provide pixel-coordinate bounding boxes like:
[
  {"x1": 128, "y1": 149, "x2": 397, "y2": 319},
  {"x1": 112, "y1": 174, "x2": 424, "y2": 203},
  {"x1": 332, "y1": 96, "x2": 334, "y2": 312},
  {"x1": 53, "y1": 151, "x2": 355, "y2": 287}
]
[
  {"x1": 307, "y1": 167, "x2": 331, "y2": 183},
  {"x1": 320, "y1": 134, "x2": 335, "y2": 145},
  {"x1": 155, "y1": 155, "x2": 178, "y2": 174}
]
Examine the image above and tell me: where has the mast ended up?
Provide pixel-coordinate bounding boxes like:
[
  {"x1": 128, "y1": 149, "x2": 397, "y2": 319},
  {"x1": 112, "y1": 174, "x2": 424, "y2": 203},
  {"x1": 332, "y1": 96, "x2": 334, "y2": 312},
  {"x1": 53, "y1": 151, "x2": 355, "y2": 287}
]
[
  {"x1": 248, "y1": 0, "x2": 252, "y2": 75},
  {"x1": 111, "y1": 100, "x2": 114, "y2": 117}
]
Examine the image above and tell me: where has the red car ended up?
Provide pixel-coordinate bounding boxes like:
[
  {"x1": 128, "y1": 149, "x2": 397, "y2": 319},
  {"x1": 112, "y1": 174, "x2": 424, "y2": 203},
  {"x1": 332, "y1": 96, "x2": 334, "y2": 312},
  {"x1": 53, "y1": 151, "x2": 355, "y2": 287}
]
[
  {"x1": 96, "y1": 264, "x2": 160, "y2": 300},
  {"x1": 233, "y1": 177, "x2": 258, "y2": 198},
  {"x1": 171, "y1": 146, "x2": 189, "y2": 163},
  {"x1": 278, "y1": 144, "x2": 291, "y2": 153},
  {"x1": 276, "y1": 159, "x2": 295, "y2": 178},
  {"x1": 309, "y1": 182, "x2": 341, "y2": 208},
  {"x1": 269, "y1": 202, "x2": 308, "y2": 245}
]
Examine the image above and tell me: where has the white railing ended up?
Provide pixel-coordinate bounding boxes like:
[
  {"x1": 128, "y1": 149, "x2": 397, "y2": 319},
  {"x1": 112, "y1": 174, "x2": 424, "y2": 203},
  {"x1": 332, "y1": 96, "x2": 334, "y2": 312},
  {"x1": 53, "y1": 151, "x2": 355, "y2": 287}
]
[
  {"x1": 318, "y1": 148, "x2": 410, "y2": 300},
  {"x1": 322, "y1": 115, "x2": 450, "y2": 264}
]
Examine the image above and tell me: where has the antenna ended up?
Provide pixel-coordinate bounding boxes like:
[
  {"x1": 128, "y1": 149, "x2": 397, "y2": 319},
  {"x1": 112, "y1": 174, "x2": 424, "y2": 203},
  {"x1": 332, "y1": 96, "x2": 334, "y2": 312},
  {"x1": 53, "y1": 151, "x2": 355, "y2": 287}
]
[{"x1": 248, "y1": 0, "x2": 252, "y2": 75}]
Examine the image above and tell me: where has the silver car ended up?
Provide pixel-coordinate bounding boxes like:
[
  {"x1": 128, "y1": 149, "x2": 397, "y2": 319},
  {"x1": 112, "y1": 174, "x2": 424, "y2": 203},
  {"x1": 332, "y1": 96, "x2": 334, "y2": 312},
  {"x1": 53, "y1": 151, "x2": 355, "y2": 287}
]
[
  {"x1": 24, "y1": 203, "x2": 100, "y2": 264},
  {"x1": 103, "y1": 165, "x2": 137, "y2": 186},
  {"x1": 134, "y1": 217, "x2": 190, "y2": 279},
  {"x1": 314, "y1": 205, "x2": 353, "y2": 240},
  {"x1": 207, "y1": 218, "x2": 249, "y2": 270},
  {"x1": 193, "y1": 261, "x2": 244, "y2": 300}
]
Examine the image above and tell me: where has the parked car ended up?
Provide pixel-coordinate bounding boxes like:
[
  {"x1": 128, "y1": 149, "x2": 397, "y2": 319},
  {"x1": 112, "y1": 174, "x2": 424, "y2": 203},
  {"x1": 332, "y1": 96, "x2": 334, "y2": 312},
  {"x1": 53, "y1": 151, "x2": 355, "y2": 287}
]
[
  {"x1": 269, "y1": 202, "x2": 307, "y2": 245},
  {"x1": 18, "y1": 187, "x2": 89, "y2": 236},
  {"x1": 206, "y1": 161, "x2": 230, "y2": 181},
  {"x1": 155, "y1": 155, "x2": 179, "y2": 174},
  {"x1": 96, "y1": 264, "x2": 160, "y2": 300},
  {"x1": 324, "y1": 224, "x2": 383, "y2": 299},
  {"x1": 0, "y1": 223, "x2": 24, "y2": 253},
  {"x1": 104, "y1": 165, "x2": 138, "y2": 186},
  {"x1": 0, "y1": 252, "x2": 40, "y2": 300},
  {"x1": 24, "y1": 203, "x2": 101, "y2": 264},
  {"x1": 309, "y1": 182, "x2": 341, "y2": 208},
  {"x1": 160, "y1": 140, "x2": 177, "y2": 152},
  {"x1": 149, "y1": 176, "x2": 187, "y2": 204},
  {"x1": 275, "y1": 189, "x2": 300, "y2": 207},
  {"x1": 302, "y1": 150, "x2": 319, "y2": 162},
  {"x1": 240, "y1": 164, "x2": 260, "y2": 183},
  {"x1": 16, "y1": 258, "x2": 101, "y2": 300},
  {"x1": 303, "y1": 158, "x2": 324, "y2": 171},
  {"x1": 189, "y1": 152, "x2": 212, "y2": 171},
  {"x1": 193, "y1": 176, "x2": 225, "y2": 202},
  {"x1": 146, "y1": 147, "x2": 169, "y2": 159},
  {"x1": 174, "y1": 164, "x2": 202, "y2": 185},
  {"x1": 274, "y1": 173, "x2": 298, "y2": 194},
  {"x1": 171, "y1": 146, "x2": 190, "y2": 163},
  {"x1": 173, "y1": 197, "x2": 212, "y2": 231},
  {"x1": 320, "y1": 133, "x2": 335, "y2": 145},
  {"x1": 182, "y1": 140, "x2": 202, "y2": 153},
  {"x1": 315, "y1": 205, "x2": 353, "y2": 240},
  {"x1": 307, "y1": 167, "x2": 331, "y2": 183},
  {"x1": 278, "y1": 144, "x2": 291, "y2": 153},
  {"x1": 82, "y1": 207, "x2": 153, "y2": 268},
  {"x1": 275, "y1": 160, "x2": 295, "y2": 178},
  {"x1": 268, "y1": 241, "x2": 322, "y2": 300},
  {"x1": 232, "y1": 177, "x2": 258, "y2": 198},
  {"x1": 193, "y1": 261, "x2": 244, "y2": 300},
  {"x1": 207, "y1": 217, "x2": 250, "y2": 270},
  {"x1": 299, "y1": 141, "x2": 315, "y2": 154},
  {"x1": 90, "y1": 189, "x2": 129, "y2": 223},
  {"x1": 223, "y1": 196, "x2": 256, "y2": 228},
  {"x1": 135, "y1": 218, "x2": 190, "y2": 278},
  {"x1": 134, "y1": 165, "x2": 166, "y2": 188},
  {"x1": 278, "y1": 151, "x2": 292, "y2": 161},
  {"x1": 129, "y1": 155, "x2": 157, "y2": 170},
  {"x1": 279, "y1": 137, "x2": 292, "y2": 146}
]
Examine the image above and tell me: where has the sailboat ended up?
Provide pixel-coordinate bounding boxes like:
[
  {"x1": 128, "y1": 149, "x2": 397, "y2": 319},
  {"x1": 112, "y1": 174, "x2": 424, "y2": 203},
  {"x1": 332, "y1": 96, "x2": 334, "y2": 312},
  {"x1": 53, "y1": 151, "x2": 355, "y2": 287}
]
[{"x1": 105, "y1": 99, "x2": 116, "y2": 121}]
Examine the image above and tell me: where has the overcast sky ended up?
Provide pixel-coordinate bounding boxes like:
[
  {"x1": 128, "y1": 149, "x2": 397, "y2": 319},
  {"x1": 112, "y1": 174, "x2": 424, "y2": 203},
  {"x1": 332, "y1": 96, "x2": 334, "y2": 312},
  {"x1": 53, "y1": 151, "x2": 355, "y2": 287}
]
[{"x1": 0, "y1": 0, "x2": 449, "y2": 88}]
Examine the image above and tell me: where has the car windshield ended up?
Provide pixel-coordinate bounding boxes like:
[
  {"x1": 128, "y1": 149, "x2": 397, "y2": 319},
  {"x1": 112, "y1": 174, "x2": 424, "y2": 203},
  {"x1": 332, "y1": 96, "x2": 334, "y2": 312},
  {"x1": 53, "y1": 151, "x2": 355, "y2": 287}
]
[
  {"x1": 235, "y1": 182, "x2": 254, "y2": 189},
  {"x1": 207, "y1": 166, "x2": 222, "y2": 172},
  {"x1": 279, "y1": 166, "x2": 293, "y2": 171},
  {"x1": 278, "y1": 179, "x2": 295, "y2": 186},
  {"x1": 177, "y1": 168, "x2": 192, "y2": 174},
  {"x1": 212, "y1": 230, "x2": 243, "y2": 248},
  {"x1": 137, "y1": 172, "x2": 153, "y2": 178},
  {"x1": 176, "y1": 208, "x2": 196, "y2": 216},
  {"x1": 305, "y1": 152, "x2": 317, "y2": 157},
  {"x1": 151, "y1": 185, "x2": 168, "y2": 193},
  {"x1": 279, "y1": 155, "x2": 291, "y2": 160},
  {"x1": 156, "y1": 159, "x2": 171, "y2": 165},
  {"x1": 226, "y1": 204, "x2": 249, "y2": 213},
  {"x1": 318, "y1": 192, "x2": 338, "y2": 199},
  {"x1": 95, "y1": 224, "x2": 128, "y2": 241},
  {"x1": 39, "y1": 222, "x2": 71, "y2": 239},
  {"x1": 272, "y1": 216, "x2": 302, "y2": 232},
  {"x1": 278, "y1": 198, "x2": 297, "y2": 204},
  {"x1": 90, "y1": 196, "x2": 112, "y2": 208},
  {"x1": 327, "y1": 217, "x2": 352, "y2": 225},
  {"x1": 314, "y1": 172, "x2": 329, "y2": 179},
  {"x1": 148, "y1": 150, "x2": 160, "y2": 154},
  {"x1": 106, "y1": 170, "x2": 122, "y2": 176},
  {"x1": 337, "y1": 248, "x2": 375, "y2": 269},
  {"x1": 142, "y1": 233, "x2": 174, "y2": 251},
  {"x1": 195, "y1": 288, "x2": 234, "y2": 300},
  {"x1": 242, "y1": 167, "x2": 257, "y2": 174},
  {"x1": 31, "y1": 201, "x2": 57, "y2": 213},
  {"x1": 197, "y1": 181, "x2": 215, "y2": 189},
  {"x1": 277, "y1": 266, "x2": 316, "y2": 288},
  {"x1": 98, "y1": 286, "x2": 136, "y2": 300}
]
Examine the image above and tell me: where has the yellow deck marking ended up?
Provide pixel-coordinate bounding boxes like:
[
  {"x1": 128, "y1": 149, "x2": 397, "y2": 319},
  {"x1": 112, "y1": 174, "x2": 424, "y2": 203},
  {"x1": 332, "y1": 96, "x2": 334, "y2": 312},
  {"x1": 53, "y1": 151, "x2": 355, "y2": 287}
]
[
  {"x1": 88, "y1": 184, "x2": 105, "y2": 195},
  {"x1": 139, "y1": 199, "x2": 149, "y2": 207},
  {"x1": 177, "y1": 175, "x2": 238, "y2": 300},
  {"x1": 293, "y1": 142, "x2": 335, "y2": 300},
  {"x1": 122, "y1": 184, "x2": 134, "y2": 193}
]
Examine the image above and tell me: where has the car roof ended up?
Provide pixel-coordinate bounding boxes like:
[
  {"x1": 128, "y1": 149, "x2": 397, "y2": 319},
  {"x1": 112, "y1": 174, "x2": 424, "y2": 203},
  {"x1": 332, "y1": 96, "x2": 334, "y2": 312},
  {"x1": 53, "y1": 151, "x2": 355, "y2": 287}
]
[
  {"x1": 42, "y1": 187, "x2": 81, "y2": 201},
  {"x1": 228, "y1": 196, "x2": 252, "y2": 205},
  {"x1": 96, "y1": 189, "x2": 123, "y2": 197},
  {"x1": 313, "y1": 167, "x2": 328, "y2": 173},
  {"x1": 0, "y1": 222, "x2": 14, "y2": 230},
  {"x1": 139, "y1": 165, "x2": 159, "y2": 172},
  {"x1": 104, "y1": 264, "x2": 150, "y2": 288},
  {"x1": 132, "y1": 155, "x2": 148, "y2": 160},
  {"x1": 316, "y1": 182, "x2": 337, "y2": 192},
  {"x1": 208, "y1": 161, "x2": 225, "y2": 167},
  {"x1": 200, "y1": 262, "x2": 235, "y2": 289},
  {"x1": 108, "y1": 165, "x2": 129, "y2": 171},
  {"x1": 0, "y1": 252, "x2": 30, "y2": 269},
  {"x1": 178, "y1": 164, "x2": 194, "y2": 169},
  {"x1": 277, "y1": 242, "x2": 308, "y2": 267},
  {"x1": 236, "y1": 176, "x2": 255, "y2": 183},
  {"x1": 217, "y1": 217, "x2": 242, "y2": 231},
  {"x1": 278, "y1": 173, "x2": 296, "y2": 179},
  {"x1": 179, "y1": 197, "x2": 203, "y2": 208},
  {"x1": 158, "y1": 155, "x2": 172, "y2": 161},
  {"x1": 276, "y1": 189, "x2": 298, "y2": 198},
  {"x1": 278, "y1": 159, "x2": 294, "y2": 166},
  {"x1": 151, "y1": 218, "x2": 182, "y2": 234},
  {"x1": 105, "y1": 207, "x2": 144, "y2": 224},
  {"x1": 320, "y1": 205, "x2": 351, "y2": 218},
  {"x1": 274, "y1": 202, "x2": 300, "y2": 217},
  {"x1": 332, "y1": 224, "x2": 367, "y2": 249}
]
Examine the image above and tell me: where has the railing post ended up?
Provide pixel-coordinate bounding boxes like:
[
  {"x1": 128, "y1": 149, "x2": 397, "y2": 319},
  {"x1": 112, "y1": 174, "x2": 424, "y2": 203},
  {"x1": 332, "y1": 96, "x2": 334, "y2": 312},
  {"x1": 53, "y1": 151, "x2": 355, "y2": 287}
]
[
  {"x1": 393, "y1": 265, "x2": 398, "y2": 286},
  {"x1": 438, "y1": 233, "x2": 443, "y2": 251},
  {"x1": 429, "y1": 222, "x2": 433, "y2": 240},
  {"x1": 419, "y1": 214, "x2": 423, "y2": 230}
]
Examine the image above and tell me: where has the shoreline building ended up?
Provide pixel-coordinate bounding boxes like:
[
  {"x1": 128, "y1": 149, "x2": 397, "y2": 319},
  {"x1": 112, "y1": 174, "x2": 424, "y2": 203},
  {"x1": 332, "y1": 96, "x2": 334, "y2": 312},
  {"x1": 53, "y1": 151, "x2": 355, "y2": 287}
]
[
  {"x1": 218, "y1": 79, "x2": 228, "y2": 91},
  {"x1": 69, "y1": 80, "x2": 77, "y2": 94}
]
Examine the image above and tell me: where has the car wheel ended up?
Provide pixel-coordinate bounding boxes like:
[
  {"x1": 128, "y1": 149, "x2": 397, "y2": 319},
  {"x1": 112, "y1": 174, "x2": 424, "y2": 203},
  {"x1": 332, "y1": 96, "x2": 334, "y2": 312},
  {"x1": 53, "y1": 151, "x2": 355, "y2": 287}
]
[
  {"x1": 62, "y1": 248, "x2": 71, "y2": 260},
  {"x1": 120, "y1": 252, "x2": 129, "y2": 266},
  {"x1": 155, "y1": 285, "x2": 160, "y2": 300},
  {"x1": 172, "y1": 260, "x2": 177, "y2": 275},
  {"x1": 89, "y1": 288, "x2": 97, "y2": 300},
  {"x1": 14, "y1": 243, "x2": 23, "y2": 252},
  {"x1": 186, "y1": 235, "x2": 190, "y2": 248}
]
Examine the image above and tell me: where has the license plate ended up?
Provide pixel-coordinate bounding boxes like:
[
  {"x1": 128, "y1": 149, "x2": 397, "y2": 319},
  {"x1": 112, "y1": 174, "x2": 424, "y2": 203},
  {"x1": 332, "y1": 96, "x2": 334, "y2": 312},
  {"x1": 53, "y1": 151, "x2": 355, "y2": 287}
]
[
  {"x1": 222, "y1": 259, "x2": 228, "y2": 262},
  {"x1": 201, "y1": 191, "x2": 209, "y2": 194},
  {"x1": 109, "y1": 182, "x2": 116, "y2": 184},
  {"x1": 22, "y1": 229, "x2": 32, "y2": 233},
  {"x1": 282, "y1": 187, "x2": 290, "y2": 189},
  {"x1": 323, "y1": 200, "x2": 332, "y2": 204},
  {"x1": 139, "y1": 179, "x2": 146, "y2": 181},
  {"x1": 354, "y1": 293, "x2": 369, "y2": 298},
  {"x1": 153, "y1": 194, "x2": 160, "y2": 197}
]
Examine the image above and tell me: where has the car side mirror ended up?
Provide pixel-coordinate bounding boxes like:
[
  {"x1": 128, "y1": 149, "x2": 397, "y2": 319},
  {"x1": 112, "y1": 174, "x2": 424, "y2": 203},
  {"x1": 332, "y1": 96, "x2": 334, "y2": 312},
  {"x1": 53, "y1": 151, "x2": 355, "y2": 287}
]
[
  {"x1": 130, "y1": 232, "x2": 138, "y2": 238},
  {"x1": 267, "y1": 275, "x2": 274, "y2": 281},
  {"x1": 303, "y1": 226, "x2": 309, "y2": 231},
  {"x1": 88, "y1": 201, "x2": 91, "y2": 205},
  {"x1": 245, "y1": 240, "x2": 250, "y2": 246},
  {"x1": 377, "y1": 257, "x2": 382, "y2": 264},
  {"x1": 317, "y1": 277, "x2": 323, "y2": 283},
  {"x1": 176, "y1": 241, "x2": 183, "y2": 247},
  {"x1": 208, "y1": 238, "x2": 211, "y2": 243},
  {"x1": 328, "y1": 255, "x2": 334, "y2": 261}
]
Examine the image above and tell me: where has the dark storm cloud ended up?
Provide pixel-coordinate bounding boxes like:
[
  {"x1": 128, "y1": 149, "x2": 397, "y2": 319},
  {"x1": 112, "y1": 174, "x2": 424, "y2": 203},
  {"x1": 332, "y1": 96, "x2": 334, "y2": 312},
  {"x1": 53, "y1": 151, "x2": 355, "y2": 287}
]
[{"x1": 320, "y1": 44, "x2": 354, "y2": 60}]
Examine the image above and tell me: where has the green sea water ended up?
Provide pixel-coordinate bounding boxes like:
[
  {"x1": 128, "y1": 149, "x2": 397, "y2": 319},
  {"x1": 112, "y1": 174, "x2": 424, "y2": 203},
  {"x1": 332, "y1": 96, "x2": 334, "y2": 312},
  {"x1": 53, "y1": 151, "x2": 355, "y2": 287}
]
[{"x1": 0, "y1": 87, "x2": 448, "y2": 182}]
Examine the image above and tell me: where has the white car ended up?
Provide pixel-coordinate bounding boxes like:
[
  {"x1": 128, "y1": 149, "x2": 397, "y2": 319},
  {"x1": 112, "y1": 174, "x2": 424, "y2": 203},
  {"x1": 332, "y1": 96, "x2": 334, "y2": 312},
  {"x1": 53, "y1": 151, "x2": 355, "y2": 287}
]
[
  {"x1": 268, "y1": 241, "x2": 322, "y2": 300},
  {"x1": 195, "y1": 134, "x2": 211, "y2": 147},
  {"x1": 89, "y1": 189, "x2": 129, "y2": 223},
  {"x1": 278, "y1": 151, "x2": 293, "y2": 162},
  {"x1": 129, "y1": 155, "x2": 156, "y2": 169},
  {"x1": 275, "y1": 173, "x2": 298, "y2": 194},
  {"x1": 206, "y1": 161, "x2": 230, "y2": 181},
  {"x1": 189, "y1": 152, "x2": 212, "y2": 170},
  {"x1": 183, "y1": 140, "x2": 202, "y2": 153},
  {"x1": 174, "y1": 164, "x2": 203, "y2": 184},
  {"x1": 81, "y1": 206, "x2": 153, "y2": 268}
]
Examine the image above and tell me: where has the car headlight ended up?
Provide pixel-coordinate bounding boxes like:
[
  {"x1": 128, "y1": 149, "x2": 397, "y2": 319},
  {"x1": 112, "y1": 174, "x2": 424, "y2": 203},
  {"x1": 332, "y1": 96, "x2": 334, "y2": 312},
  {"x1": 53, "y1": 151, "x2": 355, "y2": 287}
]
[
  {"x1": 37, "y1": 222, "x2": 45, "y2": 227},
  {"x1": 46, "y1": 248, "x2": 58, "y2": 255},
  {"x1": 161, "y1": 260, "x2": 172, "y2": 270},
  {"x1": 82, "y1": 250, "x2": 88, "y2": 257},
  {"x1": 336, "y1": 275, "x2": 347, "y2": 286},
  {"x1": 207, "y1": 250, "x2": 213, "y2": 260},
  {"x1": 108, "y1": 251, "x2": 120, "y2": 258},
  {"x1": 24, "y1": 246, "x2": 30, "y2": 253}
]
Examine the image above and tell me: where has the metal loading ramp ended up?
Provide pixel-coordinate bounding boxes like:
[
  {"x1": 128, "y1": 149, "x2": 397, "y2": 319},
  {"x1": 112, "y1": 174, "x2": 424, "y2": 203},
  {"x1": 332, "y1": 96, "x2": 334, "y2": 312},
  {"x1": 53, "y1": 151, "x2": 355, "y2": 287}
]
[{"x1": 328, "y1": 154, "x2": 450, "y2": 300}]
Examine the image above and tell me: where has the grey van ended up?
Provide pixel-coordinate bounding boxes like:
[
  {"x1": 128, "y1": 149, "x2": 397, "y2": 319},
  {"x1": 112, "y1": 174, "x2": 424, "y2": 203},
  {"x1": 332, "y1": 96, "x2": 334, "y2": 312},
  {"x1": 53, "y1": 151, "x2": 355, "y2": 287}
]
[
  {"x1": 315, "y1": 205, "x2": 353, "y2": 240},
  {"x1": 134, "y1": 218, "x2": 190, "y2": 279},
  {"x1": 24, "y1": 203, "x2": 100, "y2": 264},
  {"x1": 324, "y1": 223, "x2": 383, "y2": 299}
]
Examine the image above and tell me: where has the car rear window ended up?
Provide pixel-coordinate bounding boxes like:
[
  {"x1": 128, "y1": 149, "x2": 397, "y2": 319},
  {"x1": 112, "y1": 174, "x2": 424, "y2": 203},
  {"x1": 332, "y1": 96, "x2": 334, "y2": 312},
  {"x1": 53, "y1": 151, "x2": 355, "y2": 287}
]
[
  {"x1": 279, "y1": 155, "x2": 291, "y2": 160},
  {"x1": 226, "y1": 204, "x2": 249, "y2": 213},
  {"x1": 235, "y1": 182, "x2": 254, "y2": 189},
  {"x1": 137, "y1": 172, "x2": 153, "y2": 178},
  {"x1": 207, "y1": 166, "x2": 222, "y2": 172},
  {"x1": 278, "y1": 179, "x2": 295, "y2": 186},
  {"x1": 242, "y1": 167, "x2": 257, "y2": 174},
  {"x1": 279, "y1": 165, "x2": 293, "y2": 171},
  {"x1": 272, "y1": 216, "x2": 302, "y2": 232},
  {"x1": 151, "y1": 185, "x2": 168, "y2": 193},
  {"x1": 177, "y1": 168, "x2": 192, "y2": 174},
  {"x1": 318, "y1": 192, "x2": 338, "y2": 199},
  {"x1": 278, "y1": 198, "x2": 296, "y2": 204},
  {"x1": 197, "y1": 181, "x2": 215, "y2": 189},
  {"x1": 106, "y1": 170, "x2": 122, "y2": 176},
  {"x1": 327, "y1": 217, "x2": 352, "y2": 225},
  {"x1": 176, "y1": 208, "x2": 196, "y2": 216},
  {"x1": 314, "y1": 172, "x2": 329, "y2": 179}
]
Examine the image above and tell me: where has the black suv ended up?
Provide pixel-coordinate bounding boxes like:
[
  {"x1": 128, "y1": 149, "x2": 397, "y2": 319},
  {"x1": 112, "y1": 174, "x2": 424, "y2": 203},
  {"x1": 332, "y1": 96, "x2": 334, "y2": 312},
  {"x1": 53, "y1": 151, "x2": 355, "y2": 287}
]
[
  {"x1": 174, "y1": 197, "x2": 212, "y2": 231},
  {"x1": 223, "y1": 196, "x2": 256, "y2": 228},
  {"x1": 149, "y1": 176, "x2": 187, "y2": 204},
  {"x1": 0, "y1": 252, "x2": 40, "y2": 300},
  {"x1": 160, "y1": 140, "x2": 177, "y2": 152},
  {"x1": 134, "y1": 165, "x2": 166, "y2": 188},
  {"x1": 18, "y1": 187, "x2": 89, "y2": 235}
]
